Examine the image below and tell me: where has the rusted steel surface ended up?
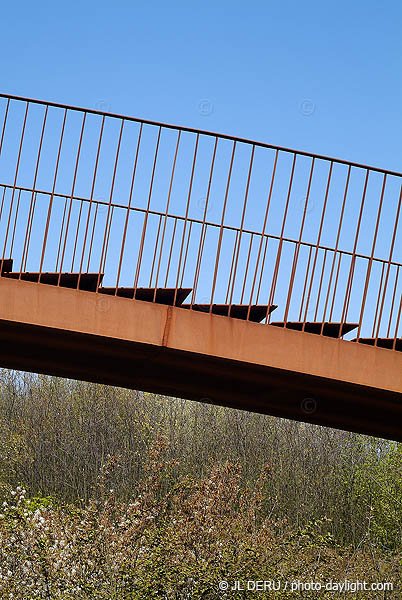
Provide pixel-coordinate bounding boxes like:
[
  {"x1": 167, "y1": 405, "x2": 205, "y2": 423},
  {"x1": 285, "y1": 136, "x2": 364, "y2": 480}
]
[
  {"x1": 1, "y1": 277, "x2": 402, "y2": 441},
  {"x1": 0, "y1": 92, "x2": 402, "y2": 353}
]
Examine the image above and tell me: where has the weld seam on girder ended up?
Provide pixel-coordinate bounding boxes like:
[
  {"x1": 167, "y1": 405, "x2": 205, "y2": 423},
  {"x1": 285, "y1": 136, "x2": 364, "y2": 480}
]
[{"x1": 162, "y1": 306, "x2": 173, "y2": 347}]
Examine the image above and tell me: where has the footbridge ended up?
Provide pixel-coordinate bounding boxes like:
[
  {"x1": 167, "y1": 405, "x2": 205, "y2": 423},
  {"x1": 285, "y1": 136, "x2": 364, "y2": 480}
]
[{"x1": 0, "y1": 93, "x2": 401, "y2": 440}]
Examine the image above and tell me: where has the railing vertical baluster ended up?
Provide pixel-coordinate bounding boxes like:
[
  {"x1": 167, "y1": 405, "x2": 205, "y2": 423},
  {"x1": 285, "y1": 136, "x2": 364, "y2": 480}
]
[
  {"x1": 266, "y1": 153, "x2": 296, "y2": 324},
  {"x1": 320, "y1": 166, "x2": 351, "y2": 334},
  {"x1": 374, "y1": 183, "x2": 402, "y2": 344},
  {"x1": 302, "y1": 161, "x2": 333, "y2": 330},
  {"x1": 102, "y1": 205, "x2": 115, "y2": 275},
  {"x1": 386, "y1": 268, "x2": 399, "y2": 339},
  {"x1": 283, "y1": 157, "x2": 315, "y2": 326},
  {"x1": 56, "y1": 197, "x2": 68, "y2": 272},
  {"x1": 191, "y1": 137, "x2": 218, "y2": 307},
  {"x1": 0, "y1": 186, "x2": 6, "y2": 224},
  {"x1": 328, "y1": 252, "x2": 343, "y2": 323},
  {"x1": 225, "y1": 230, "x2": 239, "y2": 304},
  {"x1": 39, "y1": 109, "x2": 67, "y2": 280},
  {"x1": 340, "y1": 169, "x2": 369, "y2": 336},
  {"x1": 133, "y1": 126, "x2": 162, "y2": 294},
  {"x1": 173, "y1": 134, "x2": 199, "y2": 306},
  {"x1": 392, "y1": 273, "x2": 402, "y2": 350},
  {"x1": 356, "y1": 173, "x2": 387, "y2": 342},
  {"x1": 153, "y1": 131, "x2": 181, "y2": 295},
  {"x1": 9, "y1": 189, "x2": 22, "y2": 257},
  {"x1": 0, "y1": 98, "x2": 10, "y2": 159},
  {"x1": 255, "y1": 236, "x2": 269, "y2": 305},
  {"x1": 298, "y1": 245, "x2": 313, "y2": 321},
  {"x1": 67, "y1": 113, "x2": 91, "y2": 273},
  {"x1": 227, "y1": 145, "x2": 255, "y2": 316},
  {"x1": 60, "y1": 112, "x2": 89, "y2": 281},
  {"x1": 115, "y1": 123, "x2": 143, "y2": 293},
  {"x1": 2, "y1": 102, "x2": 29, "y2": 265},
  {"x1": 164, "y1": 218, "x2": 177, "y2": 287},
  {"x1": 372, "y1": 262, "x2": 385, "y2": 338},
  {"x1": 240, "y1": 233, "x2": 254, "y2": 305},
  {"x1": 21, "y1": 105, "x2": 48, "y2": 273},
  {"x1": 210, "y1": 142, "x2": 236, "y2": 312},
  {"x1": 95, "y1": 120, "x2": 125, "y2": 292},
  {"x1": 313, "y1": 249, "x2": 328, "y2": 322},
  {"x1": 247, "y1": 149, "x2": 278, "y2": 320},
  {"x1": 179, "y1": 221, "x2": 193, "y2": 288},
  {"x1": 149, "y1": 214, "x2": 163, "y2": 288}
]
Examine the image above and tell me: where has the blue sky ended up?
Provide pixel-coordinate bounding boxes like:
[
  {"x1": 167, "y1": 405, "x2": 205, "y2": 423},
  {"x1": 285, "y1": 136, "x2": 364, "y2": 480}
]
[{"x1": 1, "y1": 0, "x2": 401, "y2": 172}]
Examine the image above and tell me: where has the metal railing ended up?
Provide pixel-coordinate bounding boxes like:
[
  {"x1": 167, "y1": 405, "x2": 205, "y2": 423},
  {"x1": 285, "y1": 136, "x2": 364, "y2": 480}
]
[{"x1": 0, "y1": 93, "x2": 402, "y2": 348}]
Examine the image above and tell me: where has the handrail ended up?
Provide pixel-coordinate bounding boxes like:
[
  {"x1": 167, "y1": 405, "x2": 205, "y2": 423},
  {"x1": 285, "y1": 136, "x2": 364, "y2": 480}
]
[{"x1": 1, "y1": 92, "x2": 401, "y2": 178}]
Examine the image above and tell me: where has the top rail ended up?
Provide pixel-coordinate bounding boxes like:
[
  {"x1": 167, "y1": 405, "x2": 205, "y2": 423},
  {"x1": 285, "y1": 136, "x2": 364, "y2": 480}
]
[{"x1": 1, "y1": 92, "x2": 401, "y2": 179}]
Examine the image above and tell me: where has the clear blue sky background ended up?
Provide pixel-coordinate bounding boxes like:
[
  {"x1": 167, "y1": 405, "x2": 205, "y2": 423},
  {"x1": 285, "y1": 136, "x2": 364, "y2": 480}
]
[{"x1": 1, "y1": 0, "x2": 401, "y2": 172}]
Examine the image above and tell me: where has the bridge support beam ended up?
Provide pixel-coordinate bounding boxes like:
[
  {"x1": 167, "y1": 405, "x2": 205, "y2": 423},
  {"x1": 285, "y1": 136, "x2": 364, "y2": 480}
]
[{"x1": 0, "y1": 278, "x2": 402, "y2": 440}]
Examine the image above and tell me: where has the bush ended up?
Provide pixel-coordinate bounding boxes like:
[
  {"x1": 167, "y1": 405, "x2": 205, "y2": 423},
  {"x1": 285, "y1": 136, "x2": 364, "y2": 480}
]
[{"x1": 0, "y1": 449, "x2": 400, "y2": 599}]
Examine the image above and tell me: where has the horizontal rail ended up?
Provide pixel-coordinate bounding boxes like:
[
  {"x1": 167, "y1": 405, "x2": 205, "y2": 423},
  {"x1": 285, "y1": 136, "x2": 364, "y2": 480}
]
[
  {"x1": 1, "y1": 182, "x2": 402, "y2": 272},
  {"x1": 1, "y1": 92, "x2": 401, "y2": 178}
]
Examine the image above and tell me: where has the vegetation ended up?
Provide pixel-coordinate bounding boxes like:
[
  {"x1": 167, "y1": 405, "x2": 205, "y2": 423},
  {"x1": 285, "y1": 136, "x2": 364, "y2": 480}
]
[{"x1": 0, "y1": 370, "x2": 401, "y2": 598}]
